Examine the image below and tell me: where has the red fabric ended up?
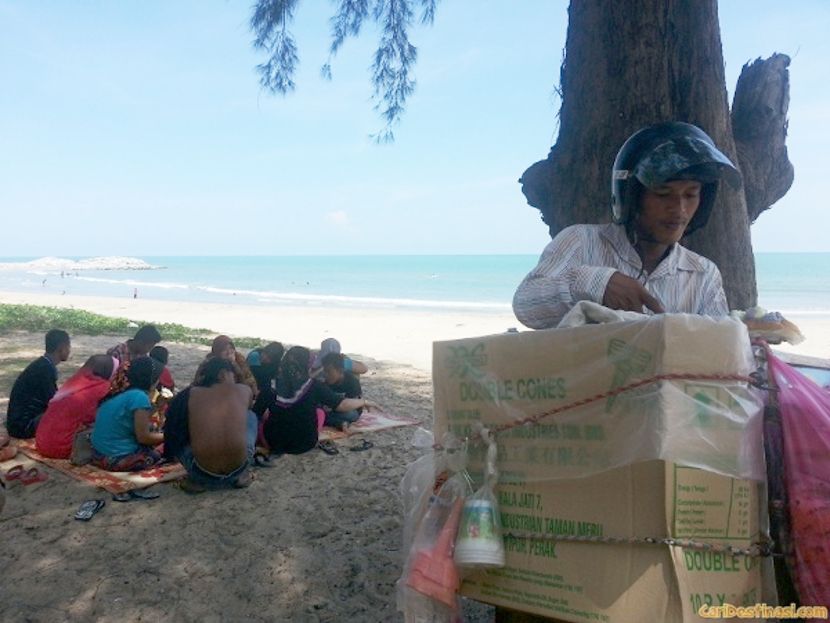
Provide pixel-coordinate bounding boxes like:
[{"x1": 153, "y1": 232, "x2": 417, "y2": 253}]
[
  {"x1": 158, "y1": 366, "x2": 174, "y2": 390},
  {"x1": 768, "y1": 352, "x2": 830, "y2": 605},
  {"x1": 35, "y1": 370, "x2": 112, "y2": 459}
]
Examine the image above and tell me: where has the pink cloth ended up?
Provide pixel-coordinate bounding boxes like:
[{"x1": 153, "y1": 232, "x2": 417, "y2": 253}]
[{"x1": 35, "y1": 369, "x2": 112, "y2": 459}]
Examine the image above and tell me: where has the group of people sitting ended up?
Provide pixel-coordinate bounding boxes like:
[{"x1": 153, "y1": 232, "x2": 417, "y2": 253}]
[{"x1": 1, "y1": 326, "x2": 375, "y2": 493}]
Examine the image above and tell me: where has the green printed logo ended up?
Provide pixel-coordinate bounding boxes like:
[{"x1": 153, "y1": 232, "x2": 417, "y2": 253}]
[
  {"x1": 606, "y1": 338, "x2": 652, "y2": 411},
  {"x1": 446, "y1": 343, "x2": 488, "y2": 379}
]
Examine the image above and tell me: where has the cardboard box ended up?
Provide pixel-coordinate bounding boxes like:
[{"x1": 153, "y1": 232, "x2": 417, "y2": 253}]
[{"x1": 432, "y1": 315, "x2": 773, "y2": 622}]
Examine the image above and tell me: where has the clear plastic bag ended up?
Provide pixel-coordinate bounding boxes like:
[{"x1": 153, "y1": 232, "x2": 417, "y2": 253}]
[
  {"x1": 455, "y1": 427, "x2": 505, "y2": 568},
  {"x1": 397, "y1": 435, "x2": 471, "y2": 622},
  {"x1": 768, "y1": 352, "x2": 830, "y2": 605}
]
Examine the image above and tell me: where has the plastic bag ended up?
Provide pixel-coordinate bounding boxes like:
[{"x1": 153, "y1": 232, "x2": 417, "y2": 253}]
[
  {"x1": 768, "y1": 352, "x2": 830, "y2": 605},
  {"x1": 397, "y1": 435, "x2": 471, "y2": 622},
  {"x1": 455, "y1": 427, "x2": 505, "y2": 568}
]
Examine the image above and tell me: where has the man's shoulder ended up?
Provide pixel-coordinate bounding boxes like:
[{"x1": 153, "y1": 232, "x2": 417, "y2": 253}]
[{"x1": 675, "y1": 244, "x2": 718, "y2": 274}]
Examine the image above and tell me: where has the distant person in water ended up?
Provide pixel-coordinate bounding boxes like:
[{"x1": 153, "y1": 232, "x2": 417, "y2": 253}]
[
  {"x1": 91, "y1": 356, "x2": 164, "y2": 472},
  {"x1": 194, "y1": 335, "x2": 257, "y2": 397},
  {"x1": 164, "y1": 358, "x2": 256, "y2": 493},
  {"x1": 310, "y1": 338, "x2": 368, "y2": 378},
  {"x1": 6, "y1": 329, "x2": 71, "y2": 439},
  {"x1": 35, "y1": 355, "x2": 118, "y2": 459}
]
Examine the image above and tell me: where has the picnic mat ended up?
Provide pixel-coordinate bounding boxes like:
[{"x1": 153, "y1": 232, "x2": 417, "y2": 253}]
[
  {"x1": 13, "y1": 439, "x2": 186, "y2": 494},
  {"x1": 318, "y1": 409, "x2": 420, "y2": 441}
]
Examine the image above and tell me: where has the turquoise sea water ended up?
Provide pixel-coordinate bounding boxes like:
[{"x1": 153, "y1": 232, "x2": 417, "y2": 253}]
[{"x1": 0, "y1": 254, "x2": 828, "y2": 315}]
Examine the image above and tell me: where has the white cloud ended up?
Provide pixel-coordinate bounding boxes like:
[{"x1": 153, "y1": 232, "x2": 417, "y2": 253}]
[{"x1": 325, "y1": 210, "x2": 350, "y2": 227}]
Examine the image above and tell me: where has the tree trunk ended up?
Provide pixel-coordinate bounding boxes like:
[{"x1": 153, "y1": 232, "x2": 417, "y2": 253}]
[{"x1": 519, "y1": 0, "x2": 791, "y2": 311}]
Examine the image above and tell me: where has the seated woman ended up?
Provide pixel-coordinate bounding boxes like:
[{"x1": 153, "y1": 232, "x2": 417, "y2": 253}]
[
  {"x1": 194, "y1": 335, "x2": 257, "y2": 397},
  {"x1": 35, "y1": 355, "x2": 118, "y2": 459},
  {"x1": 262, "y1": 346, "x2": 375, "y2": 455},
  {"x1": 310, "y1": 338, "x2": 369, "y2": 378},
  {"x1": 91, "y1": 356, "x2": 164, "y2": 472}
]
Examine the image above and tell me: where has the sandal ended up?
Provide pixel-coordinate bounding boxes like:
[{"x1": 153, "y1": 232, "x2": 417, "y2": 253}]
[
  {"x1": 177, "y1": 478, "x2": 207, "y2": 495},
  {"x1": 253, "y1": 453, "x2": 277, "y2": 468},
  {"x1": 4, "y1": 465, "x2": 25, "y2": 482},
  {"x1": 74, "y1": 499, "x2": 106, "y2": 521},
  {"x1": 233, "y1": 469, "x2": 255, "y2": 488},
  {"x1": 112, "y1": 489, "x2": 160, "y2": 502},
  {"x1": 349, "y1": 439, "x2": 374, "y2": 452},
  {"x1": 317, "y1": 440, "x2": 339, "y2": 455},
  {"x1": 20, "y1": 467, "x2": 48, "y2": 486}
]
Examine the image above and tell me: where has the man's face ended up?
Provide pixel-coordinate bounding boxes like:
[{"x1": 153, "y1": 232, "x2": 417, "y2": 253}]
[
  {"x1": 637, "y1": 180, "x2": 701, "y2": 246},
  {"x1": 323, "y1": 365, "x2": 344, "y2": 385},
  {"x1": 57, "y1": 341, "x2": 71, "y2": 363}
]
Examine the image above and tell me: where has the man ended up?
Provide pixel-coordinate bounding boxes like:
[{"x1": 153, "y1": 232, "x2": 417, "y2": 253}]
[
  {"x1": 163, "y1": 358, "x2": 256, "y2": 492},
  {"x1": 6, "y1": 329, "x2": 71, "y2": 438},
  {"x1": 513, "y1": 122, "x2": 739, "y2": 330},
  {"x1": 107, "y1": 325, "x2": 162, "y2": 365},
  {"x1": 321, "y1": 352, "x2": 367, "y2": 431}
]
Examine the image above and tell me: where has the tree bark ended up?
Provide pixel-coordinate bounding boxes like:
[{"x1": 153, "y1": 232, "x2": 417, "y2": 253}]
[
  {"x1": 518, "y1": 0, "x2": 796, "y2": 311},
  {"x1": 731, "y1": 53, "x2": 794, "y2": 223}
]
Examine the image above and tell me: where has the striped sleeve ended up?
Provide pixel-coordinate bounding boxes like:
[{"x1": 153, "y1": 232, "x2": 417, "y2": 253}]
[{"x1": 512, "y1": 227, "x2": 617, "y2": 329}]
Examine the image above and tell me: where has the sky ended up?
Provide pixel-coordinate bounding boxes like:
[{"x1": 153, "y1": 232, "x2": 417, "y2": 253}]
[{"x1": 0, "y1": 1, "x2": 828, "y2": 256}]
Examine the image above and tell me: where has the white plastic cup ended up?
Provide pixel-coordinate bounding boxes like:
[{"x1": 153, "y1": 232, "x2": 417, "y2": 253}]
[{"x1": 454, "y1": 499, "x2": 505, "y2": 567}]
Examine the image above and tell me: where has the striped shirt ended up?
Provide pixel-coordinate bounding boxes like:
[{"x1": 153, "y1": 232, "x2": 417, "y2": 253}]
[{"x1": 513, "y1": 223, "x2": 728, "y2": 329}]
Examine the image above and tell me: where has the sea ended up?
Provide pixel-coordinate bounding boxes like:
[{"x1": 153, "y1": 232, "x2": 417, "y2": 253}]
[{"x1": 0, "y1": 254, "x2": 828, "y2": 316}]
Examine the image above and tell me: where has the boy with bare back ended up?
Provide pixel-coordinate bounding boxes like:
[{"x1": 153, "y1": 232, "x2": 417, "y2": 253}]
[{"x1": 164, "y1": 358, "x2": 257, "y2": 492}]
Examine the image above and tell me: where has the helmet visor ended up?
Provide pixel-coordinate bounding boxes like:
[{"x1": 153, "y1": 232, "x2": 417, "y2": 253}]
[{"x1": 633, "y1": 136, "x2": 742, "y2": 190}]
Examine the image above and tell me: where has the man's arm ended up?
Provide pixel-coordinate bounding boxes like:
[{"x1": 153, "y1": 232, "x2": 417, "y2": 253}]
[
  {"x1": 513, "y1": 227, "x2": 618, "y2": 329},
  {"x1": 698, "y1": 263, "x2": 729, "y2": 316}
]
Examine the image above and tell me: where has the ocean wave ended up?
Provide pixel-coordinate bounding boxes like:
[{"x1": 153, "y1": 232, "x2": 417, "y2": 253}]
[
  {"x1": 200, "y1": 285, "x2": 511, "y2": 311},
  {"x1": 76, "y1": 276, "x2": 188, "y2": 289},
  {"x1": 0, "y1": 256, "x2": 159, "y2": 272}
]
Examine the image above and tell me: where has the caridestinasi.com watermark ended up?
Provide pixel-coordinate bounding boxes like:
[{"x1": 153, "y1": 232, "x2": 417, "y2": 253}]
[{"x1": 698, "y1": 603, "x2": 828, "y2": 619}]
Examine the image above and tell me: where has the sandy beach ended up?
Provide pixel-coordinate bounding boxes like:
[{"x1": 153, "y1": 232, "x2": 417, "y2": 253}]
[
  {"x1": 0, "y1": 290, "x2": 523, "y2": 372},
  {"x1": 1, "y1": 290, "x2": 827, "y2": 622}
]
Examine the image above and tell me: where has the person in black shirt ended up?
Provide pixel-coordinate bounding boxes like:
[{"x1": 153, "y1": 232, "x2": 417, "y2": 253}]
[
  {"x1": 262, "y1": 347, "x2": 375, "y2": 454},
  {"x1": 321, "y1": 352, "x2": 366, "y2": 431},
  {"x1": 6, "y1": 329, "x2": 71, "y2": 438},
  {"x1": 247, "y1": 342, "x2": 284, "y2": 394}
]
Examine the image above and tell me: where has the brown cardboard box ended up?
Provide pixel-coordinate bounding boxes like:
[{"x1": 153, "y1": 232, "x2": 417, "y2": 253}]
[{"x1": 432, "y1": 316, "x2": 773, "y2": 622}]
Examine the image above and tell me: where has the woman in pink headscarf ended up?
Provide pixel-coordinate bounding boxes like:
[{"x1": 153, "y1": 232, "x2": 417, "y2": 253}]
[{"x1": 35, "y1": 355, "x2": 119, "y2": 459}]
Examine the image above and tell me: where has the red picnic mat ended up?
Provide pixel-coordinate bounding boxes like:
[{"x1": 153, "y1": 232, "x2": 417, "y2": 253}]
[
  {"x1": 13, "y1": 439, "x2": 186, "y2": 494},
  {"x1": 318, "y1": 409, "x2": 420, "y2": 441}
]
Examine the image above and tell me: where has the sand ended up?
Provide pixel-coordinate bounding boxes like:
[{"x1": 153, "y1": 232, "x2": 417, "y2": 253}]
[
  {"x1": 0, "y1": 331, "x2": 495, "y2": 622},
  {"x1": 0, "y1": 290, "x2": 523, "y2": 372},
  {"x1": 0, "y1": 290, "x2": 826, "y2": 622}
]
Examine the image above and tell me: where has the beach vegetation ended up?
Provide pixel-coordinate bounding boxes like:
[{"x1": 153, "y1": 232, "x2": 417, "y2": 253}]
[{"x1": 0, "y1": 304, "x2": 262, "y2": 349}]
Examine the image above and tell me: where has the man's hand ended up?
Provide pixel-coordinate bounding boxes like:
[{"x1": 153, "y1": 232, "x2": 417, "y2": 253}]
[{"x1": 602, "y1": 272, "x2": 665, "y2": 314}]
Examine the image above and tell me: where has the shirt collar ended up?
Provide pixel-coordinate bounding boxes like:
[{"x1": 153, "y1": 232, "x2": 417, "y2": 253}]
[{"x1": 600, "y1": 224, "x2": 702, "y2": 277}]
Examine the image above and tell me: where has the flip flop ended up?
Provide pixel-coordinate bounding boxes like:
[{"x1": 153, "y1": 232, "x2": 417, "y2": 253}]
[
  {"x1": 4, "y1": 465, "x2": 25, "y2": 482},
  {"x1": 20, "y1": 467, "x2": 48, "y2": 486},
  {"x1": 253, "y1": 453, "x2": 277, "y2": 468},
  {"x1": 112, "y1": 489, "x2": 160, "y2": 502},
  {"x1": 177, "y1": 478, "x2": 207, "y2": 495},
  {"x1": 74, "y1": 499, "x2": 106, "y2": 521},
  {"x1": 317, "y1": 440, "x2": 339, "y2": 455},
  {"x1": 349, "y1": 439, "x2": 374, "y2": 452}
]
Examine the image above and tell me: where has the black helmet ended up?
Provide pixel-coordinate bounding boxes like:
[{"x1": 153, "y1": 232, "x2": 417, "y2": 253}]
[{"x1": 611, "y1": 122, "x2": 741, "y2": 235}]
